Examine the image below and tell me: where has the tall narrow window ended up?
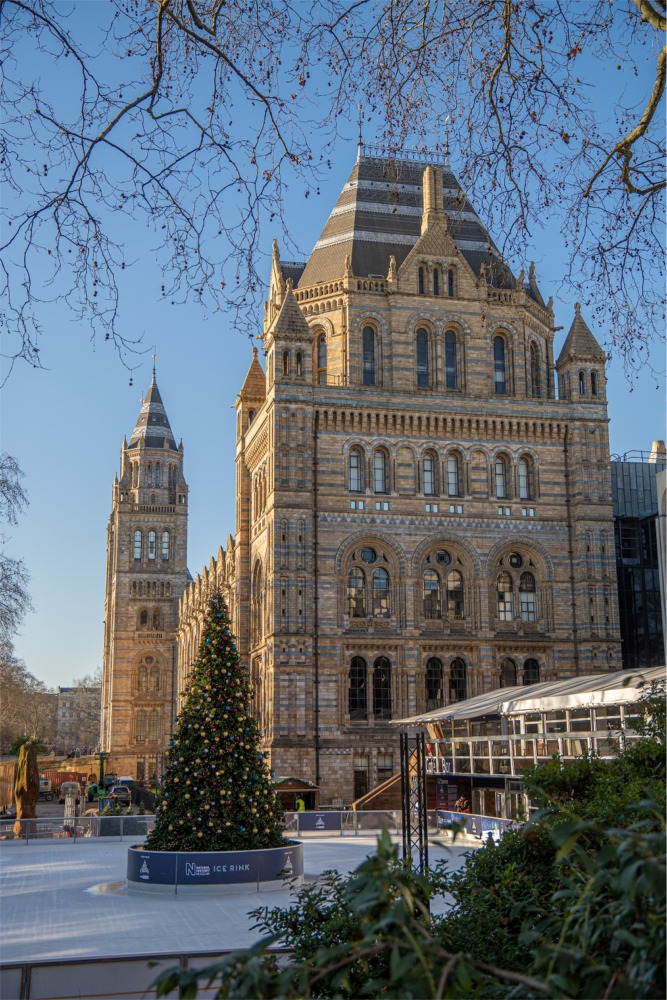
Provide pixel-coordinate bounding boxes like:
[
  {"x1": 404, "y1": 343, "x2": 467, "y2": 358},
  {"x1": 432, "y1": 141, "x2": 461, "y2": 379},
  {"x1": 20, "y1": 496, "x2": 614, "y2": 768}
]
[
  {"x1": 347, "y1": 568, "x2": 366, "y2": 617},
  {"x1": 161, "y1": 531, "x2": 170, "y2": 560},
  {"x1": 433, "y1": 267, "x2": 440, "y2": 296},
  {"x1": 447, "y1": 455, "x2": 460, "y2": 496},
  {"x1": 362, "y1": 326, "x2": 376, "y2": 385},
  {"x1": 373, "y1": 450, "x2": 387, "y2": 493},
  {"x1": 497, "y1": 572, "x2": 514, "y2": 621},
  {"x1": 579, "y1": 370, "x2": 586, "y2": 394},
  {"x1": 423, "y1": 453, "x2": 436, "y2": 495},
  {"x1": 445, "y1": 330, "x2": 458, "y2": 389},
  {"x1": 500, "y1": 658, "x2": 517, "y2": 687},
  {"x1": 418, "y1": 266, "x2": 425, "y2": 294},
  {"x1": 148, "y1": 530, "x2": 156, "y2": 560},
  {"x1": 449, "y1": 658, "x2": 467, "y2": 701},
  {"x1": 373, "y1": 657, "x2": 392, "y2": 720},
  {"x1": 519, "y1": 572, "x2": 537, "y2": 621},
  {"x1": 148, "y1": 710, "x2": 159, "y2": 741},
  {"x1": 282, "y1": 350, "x2": 290, "y2": 375},
  {"x1": 348, "y1": 448, "x2": 361, "y2": 493},
  {"x1": 155, "y1": 463, "x2": 161, "y2": 485},
  {"x1": 137, "y1": 665, "x2": 148, "y2": 692},
  {"x1": 530, "y1": 343, "x2": 541, "y2": 397},
  {"x1": 316, "y1": 334, "x2": 327, "y2": 385},
  {"x1": 447, "y1": 268, "x2": 455, "y2": 297},
  {"x1": 139, "y1": 609, "x2": 148, "y2": 629},
  {"x1": 296, "y1": 352, "x2": 303, "y2": 377},
  {"x1": 591, "y1": 371, "x2": 598, "y2": 395},
  {"x1": 133, "y1": 530, "x2": 142, "y2": 560},
  {"x1": 523, "y1": 659, "x2": 540, "y2": 685},
  {"x1": 495, "y1": 456, "x2": 508, "y2": 499},
  {"x1": 372, "y1": 567, "x2": 390, "y2": 618},
  {"x1": 426, "y1": 658, "x2": 444, "y2": 709},
  {"x1": 446, "y1": 570, "x2": 464, "y2": 619},
  {"x1": 349, "y1": 657, "x2": 367, "y2": 720},
  {"x1": 423, "y1": 570, "x2": 441, "y2": 619},
  {"x1": 147, "y1": 463, "x2": 153, "y2": 486},
  {"x1": 135, "y1": 710, "x2": 147, "y2": 742},
  {"x1": 518, "y1": 458, "x2": 531, "y2": 500},
  {"x1": 493, "y1": 336, "x2": 507, "y2": 394},
  {"x1": 150, "y1": 666, "x2": 160, "y2": 692},
  {"x1": 416, "y1": 328, "x2": 429, "y2": 386}
]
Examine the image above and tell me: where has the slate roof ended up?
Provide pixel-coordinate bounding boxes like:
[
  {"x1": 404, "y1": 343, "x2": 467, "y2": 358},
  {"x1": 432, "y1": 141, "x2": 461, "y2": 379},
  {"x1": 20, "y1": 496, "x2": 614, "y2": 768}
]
[
  {"x1": 271, "y1": 286, "x2": 311, "y2": 341},
  {"x1": 556, "y1": 303, "x2": 606, "y2": 363},
  {"x1": 237, "y1": 347, "x2": 266, "y2": 401},
  {"x1": 128, "y1": 373, "x2": 177, "y2": 451},
  {"x1": 297, "y1": 153, "x2": 516, "y2": 289}
]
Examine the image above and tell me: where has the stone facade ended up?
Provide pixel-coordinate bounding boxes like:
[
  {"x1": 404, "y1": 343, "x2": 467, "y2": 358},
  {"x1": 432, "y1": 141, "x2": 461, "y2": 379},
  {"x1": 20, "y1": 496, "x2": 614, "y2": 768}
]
[
  {"x1": 101, "y1": 372, "x2": 190, "y2": 782},
  {"x1": 175, "y1": 150, "x2": 621, "y2": 806}
]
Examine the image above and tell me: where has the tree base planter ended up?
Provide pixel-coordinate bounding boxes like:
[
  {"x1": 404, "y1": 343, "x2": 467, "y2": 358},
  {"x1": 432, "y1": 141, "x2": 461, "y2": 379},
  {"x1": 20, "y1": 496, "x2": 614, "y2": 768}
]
[{"x1": 127, "y1": 841, "x2": 303, "y2": 893}]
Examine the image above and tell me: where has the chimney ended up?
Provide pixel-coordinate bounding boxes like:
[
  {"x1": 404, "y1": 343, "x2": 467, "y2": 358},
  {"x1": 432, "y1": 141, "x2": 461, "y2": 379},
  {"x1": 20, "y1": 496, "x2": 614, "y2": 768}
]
[
  {"x1": 421, "y1": 165, "x2": 445, "y2": 235},
  {"x1": 648, "y1": 440, "x2": 666, "y2": 463}
]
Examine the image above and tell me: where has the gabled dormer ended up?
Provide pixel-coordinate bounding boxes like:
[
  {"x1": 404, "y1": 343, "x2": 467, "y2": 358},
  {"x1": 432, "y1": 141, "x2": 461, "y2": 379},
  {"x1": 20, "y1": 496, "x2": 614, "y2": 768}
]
[
  {"x1": 264, "y1": 281, "x2": 312, "y2": 386},
  {"x1": 556, "y1": 303, "x2": 607, "y2": 402}
]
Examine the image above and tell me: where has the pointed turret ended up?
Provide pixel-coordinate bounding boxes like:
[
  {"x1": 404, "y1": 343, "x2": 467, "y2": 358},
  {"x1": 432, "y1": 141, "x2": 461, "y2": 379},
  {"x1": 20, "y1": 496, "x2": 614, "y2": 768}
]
[
  {"x1": 556, "y1": 304, "x2": 607, "y2": 401},
  {"x1": 128, "y1": 370, "x2": 178, "y2": 451}
]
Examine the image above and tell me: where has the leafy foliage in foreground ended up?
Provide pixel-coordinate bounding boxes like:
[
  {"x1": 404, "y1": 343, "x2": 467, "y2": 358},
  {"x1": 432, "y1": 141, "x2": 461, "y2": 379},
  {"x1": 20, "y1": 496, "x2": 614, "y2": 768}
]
[{"x1": 155, "y1": 684, "x2": 666, "y2": 998}]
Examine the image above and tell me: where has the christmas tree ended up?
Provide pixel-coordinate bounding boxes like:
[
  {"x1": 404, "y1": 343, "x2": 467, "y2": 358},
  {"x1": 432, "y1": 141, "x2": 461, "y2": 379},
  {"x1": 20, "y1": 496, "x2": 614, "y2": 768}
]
[{"x1": 145, "y1": 592, "x2": 285, "y2": 852}]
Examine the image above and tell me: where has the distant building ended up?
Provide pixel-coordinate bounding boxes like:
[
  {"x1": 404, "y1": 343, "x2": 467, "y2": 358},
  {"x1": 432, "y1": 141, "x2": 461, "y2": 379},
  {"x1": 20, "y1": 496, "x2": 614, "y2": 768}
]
[
  {"x1": 611, "y1": 442, "x2": 666, "y2": 670},
  {"x1": 56, "y1": 685, "x2": 102, "y2": 755}
]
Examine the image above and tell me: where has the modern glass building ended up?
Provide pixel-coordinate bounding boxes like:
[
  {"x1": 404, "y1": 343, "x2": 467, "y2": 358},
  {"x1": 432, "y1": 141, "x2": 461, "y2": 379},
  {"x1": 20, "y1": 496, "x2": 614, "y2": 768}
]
[{"x1": 611, "y1": 444, "x2": 666, "y2": 670}]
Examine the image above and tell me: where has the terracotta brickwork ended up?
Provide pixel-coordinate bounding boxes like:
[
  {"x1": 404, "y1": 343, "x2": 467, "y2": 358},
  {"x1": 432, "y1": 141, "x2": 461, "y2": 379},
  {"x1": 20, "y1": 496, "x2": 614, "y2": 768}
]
[{"x1": 175, "y1": 153, "x2": 620, "y2": 806}]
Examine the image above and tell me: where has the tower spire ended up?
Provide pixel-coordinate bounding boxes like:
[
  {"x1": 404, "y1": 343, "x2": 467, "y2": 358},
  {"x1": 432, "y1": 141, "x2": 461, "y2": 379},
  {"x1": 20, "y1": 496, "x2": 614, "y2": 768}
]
[{"x1": 357, "y1": 104, "x2": 363, "y2": 161}]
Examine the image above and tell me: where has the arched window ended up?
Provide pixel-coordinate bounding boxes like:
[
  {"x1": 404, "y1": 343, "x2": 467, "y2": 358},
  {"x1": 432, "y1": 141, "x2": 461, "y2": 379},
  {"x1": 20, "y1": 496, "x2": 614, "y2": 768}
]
[
  {"x1": 135, "y1": 710, "x2": 147, "y2": 742},
  {"x1": 530, "y1": 343, "x2": 541, "y2": 397},
  {"x1": 251, "y1": 561, "x2": 264, "y2": 644},
  {"x1": 416, "y1": 328, "x2": 430, "y2": 386},
  {"x1": 446, "y1": 455, "x2": 460, "y2": 497},
  {"x1": 445, "y1": 329, "x2": 458, "y2": 389},
  {"x1": 282, "y1": 350, "x2": 290, "y2": 375},
  {"x1": 591, "y1": 371, "x2": 598, "y2": 395},
  {"x1": 147, "y1": 463, "x2": 153, "y2": 486},
  {"x1": 139, "y1": 609, "x2": 148, "y2": 629},
  {"x1": 518, "y1": 458, "x2": 532, "y2": 500},
  {"x1": 152, "y1": 610, "x2": 161, "y2": 631},
  {"x1": 137, "y1": 665, "x2": 148, "y2": 692},
  {"x1": 579, "y1": 370, "x2": 586, "y2": 394},
  {"x1": 372, "y1": 567, "x2": 390, "y2": 618},
  {"x1": 523, "y1": 659, "x2": 540, "y2": 685},
  {"x1": 433, "y1": 266, "x2": 440, "y2": 296},
  {"x1": 446, "y1": 570, "x2": 464, "y2": 619},
  {"x1": 296, "y1": 351, "x2": 303, "y2": 377},
  {"x1": 373, "y1": 657, "x2": 392, "y2": 720},
  {"x1": 426, "y1": 658, "x2": 444, "y2": 709},
  {"x1": 169, "y1": 464, "x2": 176, "y2": 488},
  {"x1": 316, "y1": 334, "x2": 327, "y2": 385},
  {"x1": 423, "y1": 569, "x2": 441, "y2": 619},
  {"x1": 494, "y1": 456, "x2": 508, "y2": 499},
  {"x1": 161, "y1": 531, "x2": 170, "y2": 560},
  {"x1": 519, "y1": 572, "x2": 537, "y2": 621},
  {"x1": 247, "y1": 408, "x2": 255, "y2": 426},
  {"x1": 373, "y1": 450, "x2": 387, "y2": 493},
  {"x1": 497, "y1": 572, "x2": 514, "y2": 620},
  {"x1": 347, "y1": 568, "x2": 366, "y2": 618},
  {"x1": 447, "y1": 268, "x2": 455, "y2": 297},
  {"x1": 349, "y1": 448, "x2": 363, "y2": 492},
  {"x1": 349, "y1": 657, "x2": 367, "y2": 720},
  {"x1": 418, "y1": 265, "x2": 425, "y2": 295},
  {"x1": 148, "y1": 530, "x2": 156, "y2": 560},
  {"x1": 150, "y1": 666, "x2": 160, "y2": 692},
  {"x1": 155, "y1": 462, "x2": 161, "y2": 485},
  {"x1": 133, "y1": 530, "x2": 142, "y2": 560},
  {"x1": 423, "y1": 452, "x2": 437, "y2": 496},
  {"x1": 449, "y1": 658, "x2": 467, "y2": 702},
  {"x1": 362, "y1": 326, "x2": 376, "y2": 385},
  {"x1": 493, "y1": 335, "x2": 507, "y2": 394},
  {"x1": 148, "y1": 709, "x2": 159, "y2": 741},
  {"x1": 500, "y1": 658, "x2": 517, "y2": 687}
]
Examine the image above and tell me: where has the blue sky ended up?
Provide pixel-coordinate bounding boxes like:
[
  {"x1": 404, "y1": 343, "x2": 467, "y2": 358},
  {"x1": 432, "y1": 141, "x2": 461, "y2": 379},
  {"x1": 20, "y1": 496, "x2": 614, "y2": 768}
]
[{"x1": 2, "y1": 6, "x2": 665, "y2": 691}]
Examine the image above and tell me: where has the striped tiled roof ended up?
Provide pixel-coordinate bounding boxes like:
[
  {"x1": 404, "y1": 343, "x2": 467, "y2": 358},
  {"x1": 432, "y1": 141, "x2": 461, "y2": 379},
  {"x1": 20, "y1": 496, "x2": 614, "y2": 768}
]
[
  {"x1": 556, "y1": 303, "x2": 605, "y2": 364},
  {"x1": 128, "y1": 373, "x2": 177, "y2": 451},
  {"x1": 296, "y1": 152, "x2": 515, "y2": 288}
]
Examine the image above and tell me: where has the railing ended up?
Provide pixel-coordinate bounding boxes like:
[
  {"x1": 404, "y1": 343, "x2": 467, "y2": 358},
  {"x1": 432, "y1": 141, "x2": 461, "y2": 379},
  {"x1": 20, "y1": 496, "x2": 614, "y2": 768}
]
[{"x1": 0, "y1": 815, "x2": 156, "y2": 843}]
